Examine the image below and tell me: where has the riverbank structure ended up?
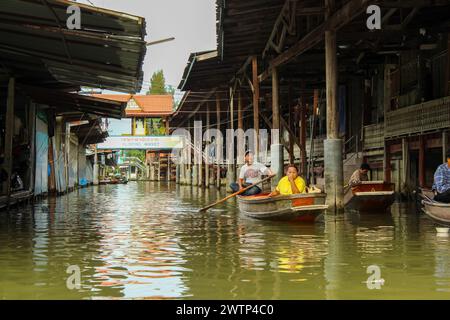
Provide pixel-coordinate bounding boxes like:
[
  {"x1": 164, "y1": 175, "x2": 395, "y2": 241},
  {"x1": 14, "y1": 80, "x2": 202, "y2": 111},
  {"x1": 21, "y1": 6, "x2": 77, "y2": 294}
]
[
  {"x1": 169, "y1": 0, "x2": 450, "y2": 212},
  {"x1": 0, "y1": 0, "x2": 147, "y2": 209},
  {"x1": 92, "y1": 94, "x2": 175, "y2": 181}
]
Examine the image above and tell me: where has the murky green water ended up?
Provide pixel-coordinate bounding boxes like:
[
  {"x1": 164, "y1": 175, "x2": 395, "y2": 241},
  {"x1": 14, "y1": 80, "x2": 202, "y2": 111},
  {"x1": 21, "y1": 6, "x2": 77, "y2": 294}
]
[{"x1": 0, "y1": 182, "x2": 449, "y2": 300}]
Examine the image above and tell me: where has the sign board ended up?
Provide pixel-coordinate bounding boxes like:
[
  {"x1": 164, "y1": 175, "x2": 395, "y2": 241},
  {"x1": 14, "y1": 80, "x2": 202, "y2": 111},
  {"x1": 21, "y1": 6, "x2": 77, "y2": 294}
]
[{"x1": 97, "y1": 136, "x2": 184, "y2": 150}]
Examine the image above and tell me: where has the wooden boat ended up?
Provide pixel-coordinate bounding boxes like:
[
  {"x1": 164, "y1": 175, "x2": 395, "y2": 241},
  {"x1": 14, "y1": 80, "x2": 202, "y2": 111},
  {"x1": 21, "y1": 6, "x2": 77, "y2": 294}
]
[
  {"x1": 237, "y1": 193, "x2": 328, "y2": 222},
  {"x1": 344, "y1": 181, "x2": 395, "y2": 212},
  {"x1": 420, "y1": 189, "x2": 450, "y2": 225}
]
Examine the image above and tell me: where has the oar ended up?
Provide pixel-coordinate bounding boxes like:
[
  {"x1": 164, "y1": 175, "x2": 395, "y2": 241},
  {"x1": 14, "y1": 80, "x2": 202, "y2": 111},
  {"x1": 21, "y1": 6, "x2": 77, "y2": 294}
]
[{"x1": 198, "y1": 175, "x2": 275, "y2": 212}]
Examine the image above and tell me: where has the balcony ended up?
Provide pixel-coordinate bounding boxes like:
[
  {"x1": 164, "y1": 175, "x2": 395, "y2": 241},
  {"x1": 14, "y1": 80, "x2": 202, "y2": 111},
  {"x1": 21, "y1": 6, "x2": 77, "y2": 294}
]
[
  {"x1": 385, "y1": 96, "x2": 450, "y2": 139},
  {"x1": 363, "y1": 123, "x2": 384, "y2": 150}
]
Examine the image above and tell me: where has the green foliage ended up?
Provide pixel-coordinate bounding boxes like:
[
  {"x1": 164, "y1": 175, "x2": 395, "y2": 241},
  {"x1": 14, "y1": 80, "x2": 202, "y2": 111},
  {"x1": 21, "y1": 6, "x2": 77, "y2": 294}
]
[
  {"x1": 125, "y1": 150, "x2": 146, "y2": 162},
  {"x1": 147, "y1": 70, "x2": 167, "y2": 95}
]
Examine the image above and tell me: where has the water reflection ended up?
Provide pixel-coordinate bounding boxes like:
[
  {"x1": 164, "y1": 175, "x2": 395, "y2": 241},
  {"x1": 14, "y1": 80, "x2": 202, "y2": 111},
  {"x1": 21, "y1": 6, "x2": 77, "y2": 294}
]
[{"x1": 0, "y1": 182, "x2": 449, "y2": 299}]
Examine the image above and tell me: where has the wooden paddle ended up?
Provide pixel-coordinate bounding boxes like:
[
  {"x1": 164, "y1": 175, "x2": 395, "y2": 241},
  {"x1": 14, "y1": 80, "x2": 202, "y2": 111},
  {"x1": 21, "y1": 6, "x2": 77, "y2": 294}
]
[{"x1": 198, "y1": 175, "x2": 276, "y2": 212}]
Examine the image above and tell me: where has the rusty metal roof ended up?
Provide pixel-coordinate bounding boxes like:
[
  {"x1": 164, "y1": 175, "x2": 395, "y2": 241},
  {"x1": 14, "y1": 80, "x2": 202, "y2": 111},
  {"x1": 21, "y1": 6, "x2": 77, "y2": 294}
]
[
  {"x1": 20, "y1": 84, "x2": 126, "y2": 119},
  {"x1": 0, "y1": 0, "x2": 147, "y2": 93}
]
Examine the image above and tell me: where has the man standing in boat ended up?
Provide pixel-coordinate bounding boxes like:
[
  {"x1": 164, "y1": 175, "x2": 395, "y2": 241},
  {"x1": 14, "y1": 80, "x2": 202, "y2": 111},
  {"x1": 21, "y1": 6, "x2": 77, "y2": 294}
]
[
  {"x1": 230, "y1": 151, "x2": 273, "y2": 196},
  {"x1": 348, "y1": 163, "x2": 371, "y2": 187},
  {"x1": 432, "y1": 151, "x2": 450, "y2": 203}
]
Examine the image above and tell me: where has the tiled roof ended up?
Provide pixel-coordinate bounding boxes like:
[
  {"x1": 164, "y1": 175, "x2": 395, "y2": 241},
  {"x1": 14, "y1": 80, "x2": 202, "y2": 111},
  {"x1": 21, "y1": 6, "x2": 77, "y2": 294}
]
[{"x1": 92, "y1": 94, "x2": 174, "y2": 117}]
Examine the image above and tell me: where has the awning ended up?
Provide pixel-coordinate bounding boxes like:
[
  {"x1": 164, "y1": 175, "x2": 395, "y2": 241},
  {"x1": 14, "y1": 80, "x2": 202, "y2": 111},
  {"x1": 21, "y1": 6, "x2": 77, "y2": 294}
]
[
  {"x1": 72, "y1": 119, "x2": 108, "y2": 146},
  {"x1": 20, "y1": 85, "x2": 126, "y2": 119},
  {"x1": 0, "y1": 0, "x2": 147, "y2": 93}
]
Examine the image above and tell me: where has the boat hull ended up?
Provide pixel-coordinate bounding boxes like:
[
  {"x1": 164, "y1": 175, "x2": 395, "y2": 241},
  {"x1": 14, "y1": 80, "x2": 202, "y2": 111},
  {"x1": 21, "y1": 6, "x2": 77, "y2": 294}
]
[
  {"x1": 238, "y1": 193, "x2": 328, "y2": 222},
  {"x1": 420, "y1": 189, "x2": 450, "y2": 225},
  {"x1": 344, "y1": 181, "x2": 395, "y2": 212}
]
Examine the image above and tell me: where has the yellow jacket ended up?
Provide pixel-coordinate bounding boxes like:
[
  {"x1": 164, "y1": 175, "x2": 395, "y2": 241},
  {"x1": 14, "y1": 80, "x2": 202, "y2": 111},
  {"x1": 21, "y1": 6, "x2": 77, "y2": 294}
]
[{"x1": 275, "y1": 176, "x2": 306, "y2": 195}]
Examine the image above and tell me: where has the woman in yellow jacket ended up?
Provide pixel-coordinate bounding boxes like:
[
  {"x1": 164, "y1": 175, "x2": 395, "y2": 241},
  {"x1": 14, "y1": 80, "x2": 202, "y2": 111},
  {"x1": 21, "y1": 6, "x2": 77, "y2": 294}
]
[{"x1": 269, "y1": 164, "x2": 306, "y2": 197}]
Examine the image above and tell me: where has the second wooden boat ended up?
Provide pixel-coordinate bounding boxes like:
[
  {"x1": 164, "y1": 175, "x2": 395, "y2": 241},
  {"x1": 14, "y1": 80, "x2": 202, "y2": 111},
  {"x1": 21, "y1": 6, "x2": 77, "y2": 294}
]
[
  {"x1": 420, "y1": 189, "x2": 450, "y2": 225},
  {"x1": 344, "y1": 181, "x2": 395, "y2": 212},
  {"x1": 238, "y1": 193, "x2": 328, "y2": 222}
]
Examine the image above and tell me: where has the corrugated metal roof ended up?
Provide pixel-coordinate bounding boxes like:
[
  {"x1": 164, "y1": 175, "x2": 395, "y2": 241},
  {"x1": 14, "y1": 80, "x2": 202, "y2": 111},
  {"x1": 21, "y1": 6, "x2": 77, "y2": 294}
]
[
  {"x1": 21, "y1": 85, "x2": 126, "y2": 119},
  {"x1": 0, "y1": 0, "x2": 147, "y2": 93}
]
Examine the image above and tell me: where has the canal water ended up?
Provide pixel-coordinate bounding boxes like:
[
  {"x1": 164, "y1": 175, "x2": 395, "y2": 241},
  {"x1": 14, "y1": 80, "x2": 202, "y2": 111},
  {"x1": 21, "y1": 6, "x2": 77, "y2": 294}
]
[{"x1": 0, "y1": 182, "x2": 449, "y2": 300}]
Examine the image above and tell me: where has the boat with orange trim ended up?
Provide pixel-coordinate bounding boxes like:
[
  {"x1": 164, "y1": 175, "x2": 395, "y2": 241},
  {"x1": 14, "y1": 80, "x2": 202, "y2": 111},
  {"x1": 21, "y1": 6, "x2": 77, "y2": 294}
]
[
  {"x1": 344, "y1": 181, "x2": 395, "y2": 212},
  {"x1": 237, "y1": 193, "x2": 328, "y2": 222}
]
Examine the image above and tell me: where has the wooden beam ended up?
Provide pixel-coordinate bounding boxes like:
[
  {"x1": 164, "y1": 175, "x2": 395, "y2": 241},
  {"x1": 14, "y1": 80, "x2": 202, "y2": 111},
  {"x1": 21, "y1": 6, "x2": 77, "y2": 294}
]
[
  {"x1": 288, "y1": 80, "x2": 294, "y2": 163},
  {"x1": 300, "y1": 98, "x2": 307, "y2": 175},
  {"x1": 252, "y1": 56, "x2": 260, "y2": 155},
  {"x1": 259, "y1": 0, "x2": 377, "y2": 82},
  {"x1": 272, "y1": 67, "x2": 280, "y2": 136},
  {"x1": 325, "y1": 0, "x2": 338, "y2": 139},
  {"x1": 237, "y1": 90, "x2": 245, "y2": 161}
]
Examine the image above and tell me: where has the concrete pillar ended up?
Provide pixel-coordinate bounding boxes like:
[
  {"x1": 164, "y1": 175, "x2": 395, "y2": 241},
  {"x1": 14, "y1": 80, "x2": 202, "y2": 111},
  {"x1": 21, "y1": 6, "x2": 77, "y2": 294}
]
[
  {"x1": 324, "y1": 0, "x2": 343, "y2": 213},
  {"x1": 324, "y1": 139, "x2": 344, "y2": 213},
  {"x1": 271, "y1": 68, "x2": 283, "y2": 187}
]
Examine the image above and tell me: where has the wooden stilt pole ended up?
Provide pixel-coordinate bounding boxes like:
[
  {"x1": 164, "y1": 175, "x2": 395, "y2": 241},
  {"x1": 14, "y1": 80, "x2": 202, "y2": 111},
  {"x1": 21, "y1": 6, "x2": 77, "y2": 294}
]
[
  {"x1": 252, "y1": 56, "x2": 260, "y2": 157},
  {"x1": 3, "y1": 78, "x2": 15, "y2": 201},
  {"x1": 419, "y1": 135, "x2": 425, "y2": 188},
  {"x1": 216, "y1": 93, "x2": 222, "y2": 189},
  {"x1": 288, "y1": 80, "x2": 294, "y2": 164},
  {"x1": 443, "y1": 131, "x2": 448, "y2": 163},
  {"x1": 402, "y1": 137, "x2": 409, "y2": 193},
  {"x1": 237, "y1": 90, "x2": 244, "y2": 166},
  {"x1": 227, "y1": 86, "x2": 236, "y2": 193},
  {"x1": 324, "y1": 0, "x2": 343, "y2": 213},
  {"x1": 206, "y1": 103, "x2": 211, "y2": 187},
  {"x1": 300, "y1": 85, "x2": 307, "y2": 176},
  {"x1": 272, "y1": 67, "x2": 283, "y2": 186},
  {"x1": 384, "y1": 141, "x2": 391, "y2": 183}
]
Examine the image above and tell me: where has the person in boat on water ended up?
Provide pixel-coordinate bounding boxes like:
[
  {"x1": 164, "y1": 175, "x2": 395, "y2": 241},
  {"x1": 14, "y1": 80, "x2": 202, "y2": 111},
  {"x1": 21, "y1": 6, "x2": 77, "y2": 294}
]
[
  {"x1": 230, "y1": 151, "x2": 273, "y2": 196},
  {"x1": 432, "y1": 151, "x2": 450, "y2": 203},
  {"x1": 348, "y1": 163, "x2": 370, "y2": 187},
  {"x1": 269, "y1": 164, "x2": 306, "y2": 197}
]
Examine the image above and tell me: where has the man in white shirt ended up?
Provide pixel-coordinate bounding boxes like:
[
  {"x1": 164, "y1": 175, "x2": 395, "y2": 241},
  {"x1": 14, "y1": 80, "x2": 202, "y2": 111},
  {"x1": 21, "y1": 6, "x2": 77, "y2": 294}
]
[{"x1": 230, "y1": 151, "x2": 273, "y2": 196}]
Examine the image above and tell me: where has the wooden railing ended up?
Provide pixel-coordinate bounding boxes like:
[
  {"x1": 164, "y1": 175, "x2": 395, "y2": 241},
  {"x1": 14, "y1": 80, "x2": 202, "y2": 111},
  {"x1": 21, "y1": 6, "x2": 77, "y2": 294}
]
[
  {"x1": 363, "y1": 123, "x2": 384, "y2": 150},
  {"x1": 385, "y1": 96, "x2": 450, "y2": 138}
]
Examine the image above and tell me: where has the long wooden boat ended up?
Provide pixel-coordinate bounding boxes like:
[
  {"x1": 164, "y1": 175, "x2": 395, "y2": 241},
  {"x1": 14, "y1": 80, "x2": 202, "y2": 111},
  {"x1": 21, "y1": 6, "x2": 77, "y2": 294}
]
[
  {"x1": 344, "y1": 181, "x2": 395, "y2": 212},
  {"x1": 237, "y1": 193, "x2": 328, "y2": 222},
  {"x1": 420, "y1": 189, "x2": 450, "y2": 225}
]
